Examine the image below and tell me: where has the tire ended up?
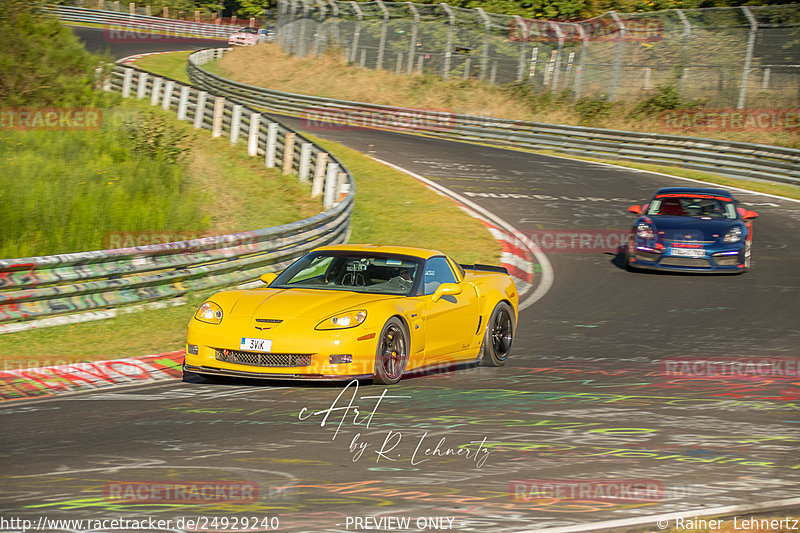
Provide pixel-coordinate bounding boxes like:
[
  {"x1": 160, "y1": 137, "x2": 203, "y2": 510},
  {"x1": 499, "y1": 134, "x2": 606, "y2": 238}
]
[
  {"x1": 373, "y1": 317, "x2": 409, "y2": 385},
  {"x1": 479, "y1": 301, "x2": 515, "y2": 367},
  {"x1": 624, "y1": 242, "x2": 639, "y2": 272}
]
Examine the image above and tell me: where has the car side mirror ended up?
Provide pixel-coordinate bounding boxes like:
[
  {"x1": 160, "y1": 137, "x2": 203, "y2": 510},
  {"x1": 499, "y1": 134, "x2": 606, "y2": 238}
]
[
  {"x1": 431, "y1": 282, "x2": 462, "y2": 303},
  {"x1": 260, "y1": 272, "x2": 277, "y2": 285},
  {"x1": 628, "y1": 205, "x2": 642, "y2": 215},
  {"x1": 743, "y1": 210, "x2": 759, "y2": 221}
]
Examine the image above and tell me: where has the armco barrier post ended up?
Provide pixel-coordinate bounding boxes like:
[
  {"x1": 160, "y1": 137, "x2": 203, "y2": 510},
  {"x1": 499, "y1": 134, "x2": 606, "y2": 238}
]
[
  {"x1": 129, "y1": 2, "x2": 135, "y2": 15},
  {"x1": 122, "y1": 68, "x2": 133, "y2": 98},
  {"x1": 311, "y1": 152, "x2": 328, "y2": 196},
  {"x1": 162, "y1": 80, "x2": 175, "y2": 110},
  {"x1": 265, "y1": 122, "x2": 278, "y2": 167},
  {"x1": 177, "y1": 86, "x2": 190, "y2": 120},
  {"x1": 323, "y1": 162, "x2": 339, "y2": 208},
  {"x1": 283, "y1": 132, "x2": 296, "y2": 174},
  {"x1": 230, "y1": 104, "x2": 243, "y2": 144},
  {"x1": 212, "y1": 97, "x2": 225, "y2": 137},
  {"x1": 248, "y1": 113, "x2": 261, "y2": 156},
  {"x1": 193, "y1": 91, "x2": 208, "y2": 129},
  {"x1": 150, "y1": 77, "x2": 162, "y2": 106},
  {"x1": 299, "y1": 143, "x2": 312, "y2": 182},
  {"x1": 136, "y1": 71, "x2": 148, "y2": 99}
]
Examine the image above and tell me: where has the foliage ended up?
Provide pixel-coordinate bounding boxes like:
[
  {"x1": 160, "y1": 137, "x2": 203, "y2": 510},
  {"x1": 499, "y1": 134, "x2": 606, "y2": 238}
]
[
  {"x1": 124, "y1": 111, "x2": 192, "y2": 163},
  {"x1": 0, "y1": 107, "x2": 209, "y2": 258},
  {"x1": 632, "y1": 83, "x2": 701, "y2": 117},
  {"x1": 0, "y1": 0, "x2": 112, "y2": 107}
]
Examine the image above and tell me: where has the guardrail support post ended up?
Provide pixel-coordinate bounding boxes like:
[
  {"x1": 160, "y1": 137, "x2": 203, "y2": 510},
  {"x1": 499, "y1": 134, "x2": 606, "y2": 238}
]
[
  {"x1": 193, "y1": 91, "x2": 207, "y2": 129},
  {"x1": 265, "y1": 122, "x2": 279, "y2": 167},
  {"x1": 299, "y1": 143, "x2": 312, "y2": 182},
  {"x1": 323, "y1": 163, "x2": 340, "y2": 208},
  {"x1": 129, "y1": 2, "x2": 135, "y2": 15},
  {"x1": 136, "y1": 71, "x2": 148, "y2": 99},
  {"x1": 212, "y1": 97, "x2": 225, "y2": 137},
  {"x1": 283, "y1": 132, "x2": 296, "y2": 174},
  {"x1": 376, "y1": 0, "x2": 389, "y2": 70},
  {"x1": 121, "y1": 68, "x2": 133, "y2": 98},
  {"x1": 737, "y1": 6, "x2": 758, "y2": 109},
  {"x1": 608, "y1": 12, "x2": 625, "y2": 101},
  {"x1": 349, "y1": 1, "x2": 363, "y2": 63},
  {"x1": 230, "y1": 104, "x2": 243, "y2": 144},
  {"x1": 145, "y1": 5, "x2": 150, "y2": 16},
  {"x1": 337, "y1": 171, "x2": 349, "y2": 203},
  {"x1": 248, "y1": 113, "x2": 261, "y2": 156},
  {"x1": 311, "y1": 152, "x2": 329, "y2": 196},
  {"x1": 406, "y1": 2, "x2": 419, "y2": 75},
  {"x1": 441, "y1": 3, "x2": 455, "y2": 79},
  {"x1": 177, "y1": 86, "x2": 190, "y2": 120},
  {"x1": 475, "y1": 8, "x2": 491, "y2": 81},
  {"x1": 150, "y1": 77, "x2": 162, "y2": 106},
  {"x1": 161, "y1": 80, "x2": 175, "y2": 110}
]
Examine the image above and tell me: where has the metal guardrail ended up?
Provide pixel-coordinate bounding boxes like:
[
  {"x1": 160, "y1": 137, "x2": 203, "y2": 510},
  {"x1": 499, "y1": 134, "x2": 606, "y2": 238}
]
[
  {"x1": 188, "y1": 48, "x2": 800, "y2": 186},
  {"x1": 44, "y1": 5, "x2": 240, "y2": 40},
  {"x1": 0, "y1": 59, "x2": 355, "y2": 330}
]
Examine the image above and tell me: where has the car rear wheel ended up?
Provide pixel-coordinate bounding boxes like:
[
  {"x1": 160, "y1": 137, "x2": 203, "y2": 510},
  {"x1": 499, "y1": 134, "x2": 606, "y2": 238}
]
[
  {"x1": 373, "y1": 317, "x2": 409, "y2": 385},
  {"x1": 479, "y1": 302, "x2": 515, "y2": 367}
]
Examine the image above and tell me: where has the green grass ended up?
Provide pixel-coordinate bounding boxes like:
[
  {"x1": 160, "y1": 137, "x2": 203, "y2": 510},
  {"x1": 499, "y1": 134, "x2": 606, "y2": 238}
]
[
  {"x1": 0, "y1": 103, "x2": 208, "y2": 258},
  {"x1": 133, "y1": 51, "x2": 192, "y2": 84},
  {"x1": 2, "y1": 135, "x2": 501, "y2": 363}
]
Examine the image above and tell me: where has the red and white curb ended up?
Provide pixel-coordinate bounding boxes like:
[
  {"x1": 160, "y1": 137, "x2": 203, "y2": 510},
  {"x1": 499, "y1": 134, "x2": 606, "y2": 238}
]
[
  {"x1": 0, "y1": 352, "x2": 183, "y2": 402},
  {"x1": 371, "y1": 157, "x2": 552, "y2": 310}
]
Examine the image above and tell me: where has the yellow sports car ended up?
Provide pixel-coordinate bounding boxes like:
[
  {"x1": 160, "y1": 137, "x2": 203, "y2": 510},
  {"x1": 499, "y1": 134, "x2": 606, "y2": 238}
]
[{"x1": 184, "y1": 245, "x2": 518, "y2": 384}]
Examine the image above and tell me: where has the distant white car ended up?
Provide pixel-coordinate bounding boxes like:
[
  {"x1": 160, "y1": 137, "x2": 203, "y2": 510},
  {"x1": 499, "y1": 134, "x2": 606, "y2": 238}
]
[{"x1": 227, "y1": 26, "x2": 273, "y2": 46}]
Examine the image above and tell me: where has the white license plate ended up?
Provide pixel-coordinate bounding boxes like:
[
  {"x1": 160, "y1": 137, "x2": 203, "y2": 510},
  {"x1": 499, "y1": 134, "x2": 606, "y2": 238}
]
[
  {"x1": 670, "y1": 247, "x2": 705, "y2": 258},
  {"x1": 240, "y1": 337, "x2": 272, "y2": 353}
]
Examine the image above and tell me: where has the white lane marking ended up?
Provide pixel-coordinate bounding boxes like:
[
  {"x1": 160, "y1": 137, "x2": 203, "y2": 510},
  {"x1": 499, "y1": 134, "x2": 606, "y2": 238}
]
[
  {"x1": 519, "y1": 496, "x2": 800, "y2": 532},
  {"x1": 511, "y1": 150, "x2": 800, "y2": 204},
  {"x1": 370, "y1": 157, "x2": 554, "y2": 311}
]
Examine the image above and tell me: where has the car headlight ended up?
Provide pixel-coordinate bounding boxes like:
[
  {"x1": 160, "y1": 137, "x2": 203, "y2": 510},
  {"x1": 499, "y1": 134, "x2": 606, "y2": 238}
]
[
  {"x1": 636, "y1": 222, "x2": 655, "y2": 240},
  {"x1": 723, "y1": 226, "x2": 743, "y2": 243},
  {"x1": 194, "y1": 301, "x2": 223, "y2": 324},
  {"x1": 316, "y1": 310, "x2": 367, "y2": 330}
]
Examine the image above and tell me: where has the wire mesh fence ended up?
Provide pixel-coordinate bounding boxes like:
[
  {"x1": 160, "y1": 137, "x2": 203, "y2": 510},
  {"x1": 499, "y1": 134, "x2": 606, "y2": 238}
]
[{"x1": 276, "y1": 0, "x2": 800, "y2": 108}]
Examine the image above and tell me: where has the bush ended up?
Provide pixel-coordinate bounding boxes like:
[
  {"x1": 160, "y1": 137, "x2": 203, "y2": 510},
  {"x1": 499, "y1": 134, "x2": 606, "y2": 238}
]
[
  {"x1": 574, "y1": 96, "x2": 615, "y2": 125},
  {"x1": 0, "y1": 0, "x2": 112, "y2": 107},
  {"x1": 124, "y1": 111, "x2": 192, "y2": 164}
]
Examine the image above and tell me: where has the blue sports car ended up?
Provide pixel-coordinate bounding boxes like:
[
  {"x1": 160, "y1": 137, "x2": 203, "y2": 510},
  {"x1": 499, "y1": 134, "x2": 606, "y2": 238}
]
[{"x1": 625, "y1": 187, "x2": 758, "y2": 273}]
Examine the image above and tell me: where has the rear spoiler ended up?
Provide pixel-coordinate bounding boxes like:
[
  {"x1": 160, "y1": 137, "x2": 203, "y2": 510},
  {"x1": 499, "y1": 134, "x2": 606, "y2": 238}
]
[{"x1": 460, "y1": 263, "x2": 509, "y2": 275}]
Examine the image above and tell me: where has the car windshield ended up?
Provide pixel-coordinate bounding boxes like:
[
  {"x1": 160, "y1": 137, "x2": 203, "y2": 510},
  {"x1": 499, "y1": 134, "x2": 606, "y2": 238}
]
[
  {"x1": 272, "y1": 252, "x2": 423, "y2": 295},
  {"x1": 239, "y1": 26, "x2": 259, "y2": 34},
  {"x1": 646, "y1": 194, "x2": 737, "y2": 220}
]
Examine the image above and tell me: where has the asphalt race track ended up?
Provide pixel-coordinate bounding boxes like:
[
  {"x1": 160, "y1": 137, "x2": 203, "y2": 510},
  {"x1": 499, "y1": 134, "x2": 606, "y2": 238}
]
[{"x1": 1, "y1": 28, "x2": 798, "y2": 533}]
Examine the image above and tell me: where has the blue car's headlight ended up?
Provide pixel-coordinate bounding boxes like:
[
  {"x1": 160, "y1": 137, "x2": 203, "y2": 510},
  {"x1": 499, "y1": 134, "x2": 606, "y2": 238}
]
[
  {"x1": 316, "y1": 310, "x2": 367, "y2": 330},
  {"x1": 195, "y1": 301, "x2": 223, "y2": 324},
  {"x1": 723, "y1": 226, "x2": 743, "y2": 244},
  {"x1": 636, "y1": 222, "x2": 655, "y2": 240}
]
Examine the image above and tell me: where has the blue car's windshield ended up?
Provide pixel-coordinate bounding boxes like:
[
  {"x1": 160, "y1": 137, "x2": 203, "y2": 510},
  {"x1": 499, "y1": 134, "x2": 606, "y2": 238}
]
[
  {"x1": 273, "y1": 252, "x2": 423, "y2": 295},
  {"x1": 646, "y1": 194, "x2": 737, "y2": 220}
]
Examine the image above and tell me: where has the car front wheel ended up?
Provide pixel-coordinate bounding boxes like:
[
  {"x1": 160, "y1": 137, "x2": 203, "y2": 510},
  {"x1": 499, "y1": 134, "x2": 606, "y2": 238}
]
[{"x1": 373, "y1": 317, "x2": 409, "y2": 385}]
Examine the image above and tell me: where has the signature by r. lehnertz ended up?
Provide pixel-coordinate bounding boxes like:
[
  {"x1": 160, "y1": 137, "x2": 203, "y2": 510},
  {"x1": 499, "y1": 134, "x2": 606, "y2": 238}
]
[{"x1": 298, "y1": 379, "x2": 494, "y2": 468}]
